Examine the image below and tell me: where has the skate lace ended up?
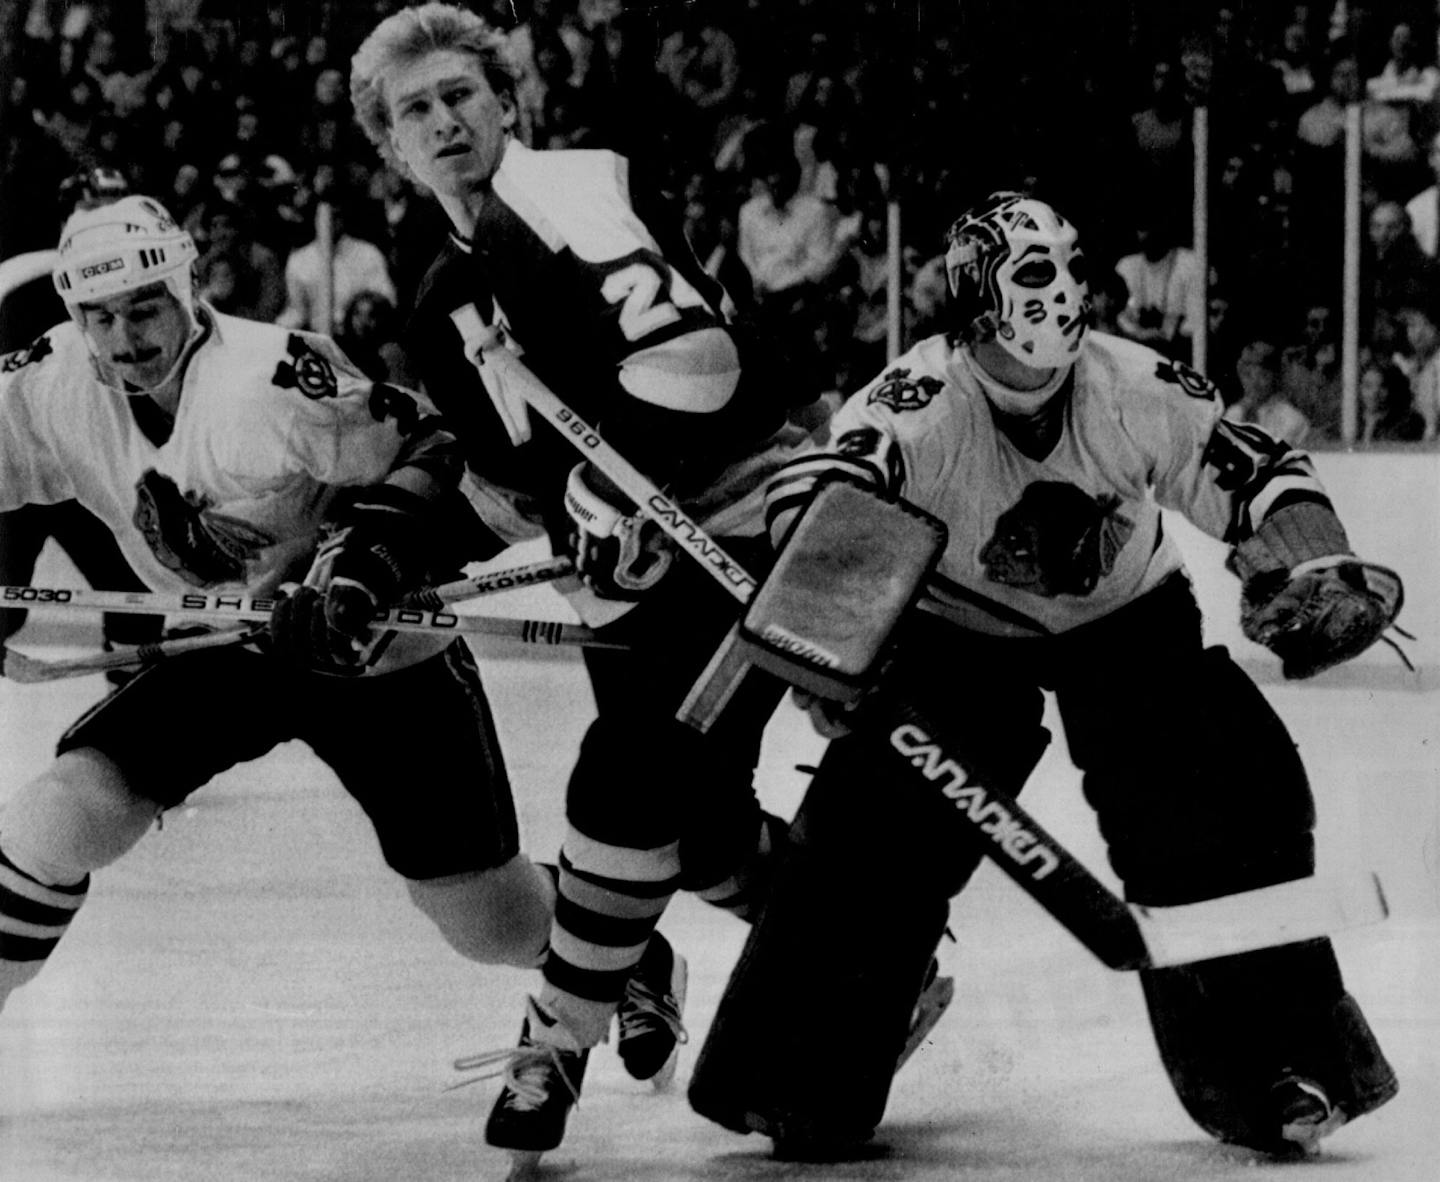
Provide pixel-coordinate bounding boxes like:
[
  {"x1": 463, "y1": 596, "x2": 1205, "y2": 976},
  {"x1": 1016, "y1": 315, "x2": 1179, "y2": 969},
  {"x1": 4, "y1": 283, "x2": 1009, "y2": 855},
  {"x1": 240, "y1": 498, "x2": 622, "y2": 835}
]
[
  {"x1": 618, "y1": 974, "x2": 689, "y2": 1046},
  {"x1": 446, "y1": 1043, "x2": 582, "y2": 1111}
]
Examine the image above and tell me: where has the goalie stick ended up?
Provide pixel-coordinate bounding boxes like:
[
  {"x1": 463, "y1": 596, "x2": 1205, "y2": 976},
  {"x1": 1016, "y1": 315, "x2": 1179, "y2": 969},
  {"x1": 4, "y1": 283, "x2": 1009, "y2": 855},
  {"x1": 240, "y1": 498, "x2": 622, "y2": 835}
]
[
  {"x1": 0, "y1": 585, "x2": 620, "y2": 649},
  {"x1": 465, "y1": 344, "x2": 1389, "y2": 972}
]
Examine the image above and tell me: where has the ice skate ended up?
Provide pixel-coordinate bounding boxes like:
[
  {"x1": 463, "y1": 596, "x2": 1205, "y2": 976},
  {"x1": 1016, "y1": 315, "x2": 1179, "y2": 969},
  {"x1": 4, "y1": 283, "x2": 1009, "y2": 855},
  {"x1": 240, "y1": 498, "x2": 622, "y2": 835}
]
[
  {"x1": 1271, "y1": 1074, "x2": 1348, "y2": 1156},
  {"x1": 617, "y1": 930, "x2": 689, "y2": 1089},
  {"x1": 459, "y1": 997, "x2": 589, "y2": 1177},
  {"x1": 895, "y1": 957, "x2": 955, "y2": 1073}
]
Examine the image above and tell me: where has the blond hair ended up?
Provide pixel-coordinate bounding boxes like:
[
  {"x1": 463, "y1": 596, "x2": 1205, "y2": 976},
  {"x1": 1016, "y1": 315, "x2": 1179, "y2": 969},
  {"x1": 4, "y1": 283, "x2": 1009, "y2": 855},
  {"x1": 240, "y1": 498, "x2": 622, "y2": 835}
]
[{"x1": 350, "y1": 3, "x2": 517, "y2": 176}]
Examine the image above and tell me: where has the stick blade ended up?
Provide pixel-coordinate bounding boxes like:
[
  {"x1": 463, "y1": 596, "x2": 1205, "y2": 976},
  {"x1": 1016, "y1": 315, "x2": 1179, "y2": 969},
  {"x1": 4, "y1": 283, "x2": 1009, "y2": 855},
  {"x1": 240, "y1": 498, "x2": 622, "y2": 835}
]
[{"x1": 1134, "y1": 871, "x2": 1389, "y2": 969}]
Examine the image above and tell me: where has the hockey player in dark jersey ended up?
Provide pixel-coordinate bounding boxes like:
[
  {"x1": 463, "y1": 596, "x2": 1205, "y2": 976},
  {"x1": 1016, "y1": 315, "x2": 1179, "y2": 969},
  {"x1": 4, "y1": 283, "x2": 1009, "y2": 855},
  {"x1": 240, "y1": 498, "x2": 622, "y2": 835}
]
[
  {"x1": 750, "y1": 191, "x2": 1400, "y2": 1157},
  {"x1": 347, "y1": 4, "x2": 806, "y2": 1171}
]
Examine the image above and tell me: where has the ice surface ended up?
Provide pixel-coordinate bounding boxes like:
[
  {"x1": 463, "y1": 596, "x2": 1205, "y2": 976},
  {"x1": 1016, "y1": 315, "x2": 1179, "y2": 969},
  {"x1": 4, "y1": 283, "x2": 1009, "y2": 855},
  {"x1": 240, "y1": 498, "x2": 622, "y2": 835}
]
[{"x1": 0, "y1": 546, "x2": 1435, "y2": 1180}]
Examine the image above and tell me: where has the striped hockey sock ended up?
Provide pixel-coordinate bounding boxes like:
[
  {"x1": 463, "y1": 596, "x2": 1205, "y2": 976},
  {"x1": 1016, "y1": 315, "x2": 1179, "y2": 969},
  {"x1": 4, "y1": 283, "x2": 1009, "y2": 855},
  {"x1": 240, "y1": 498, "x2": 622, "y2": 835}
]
[{"x1": 0, "y1": 843, "x2": 88, "y2": 1004}]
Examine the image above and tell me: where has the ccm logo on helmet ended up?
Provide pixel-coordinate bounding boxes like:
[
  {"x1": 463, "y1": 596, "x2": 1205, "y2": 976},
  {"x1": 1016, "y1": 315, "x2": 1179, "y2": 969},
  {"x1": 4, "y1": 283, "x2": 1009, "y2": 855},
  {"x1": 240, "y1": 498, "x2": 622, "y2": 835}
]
[{"x1": 79, "y1": 258, "x2": 126, "y2": 279}]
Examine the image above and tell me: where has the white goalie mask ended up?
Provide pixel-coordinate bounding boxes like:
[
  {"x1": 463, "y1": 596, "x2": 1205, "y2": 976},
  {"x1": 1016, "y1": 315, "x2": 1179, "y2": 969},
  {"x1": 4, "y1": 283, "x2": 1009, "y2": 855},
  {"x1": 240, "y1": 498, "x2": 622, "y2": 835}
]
[{"x1": 944, "y1": 192, "x2": 1090, "y2": 371}]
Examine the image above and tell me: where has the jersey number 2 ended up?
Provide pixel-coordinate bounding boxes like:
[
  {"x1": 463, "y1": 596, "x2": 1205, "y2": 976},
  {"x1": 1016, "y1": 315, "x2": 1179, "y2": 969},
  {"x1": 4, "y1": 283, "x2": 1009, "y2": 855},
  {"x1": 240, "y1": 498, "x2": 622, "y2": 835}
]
[{"x1": 601, "y1": 252, "x2": 707, "y2": 341}]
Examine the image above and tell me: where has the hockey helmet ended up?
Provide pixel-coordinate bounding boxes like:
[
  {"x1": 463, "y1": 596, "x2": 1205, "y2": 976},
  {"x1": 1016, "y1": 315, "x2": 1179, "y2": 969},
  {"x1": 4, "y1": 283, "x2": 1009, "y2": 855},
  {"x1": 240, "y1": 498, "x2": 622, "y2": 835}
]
[
  {"x1": 53, "y1": 194, "x2": 198, "y2": 315},
  {"x1": 943, "y1": 192, "x2": 1090, "y2": 370}
]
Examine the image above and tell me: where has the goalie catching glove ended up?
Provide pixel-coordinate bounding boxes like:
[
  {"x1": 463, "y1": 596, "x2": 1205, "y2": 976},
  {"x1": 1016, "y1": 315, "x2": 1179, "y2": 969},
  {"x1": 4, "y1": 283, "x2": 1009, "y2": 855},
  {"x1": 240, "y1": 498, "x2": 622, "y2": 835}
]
[
  {"x1": 1229, "y1": 501, "x2": 1404, "y2": 680},
  {"x1": 269, "y1": 484, "x2": 439, "y2": 674},
  {"x1": 563, "y1": 462, "x2": 673, "y2": 599}
]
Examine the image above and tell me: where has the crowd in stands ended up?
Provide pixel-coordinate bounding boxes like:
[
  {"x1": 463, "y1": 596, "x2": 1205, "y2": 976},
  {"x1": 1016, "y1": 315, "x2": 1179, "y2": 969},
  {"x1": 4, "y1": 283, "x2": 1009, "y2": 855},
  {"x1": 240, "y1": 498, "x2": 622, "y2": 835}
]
[{"x1": 4, "y1": 0, "x2": 1440, "y2": 445}]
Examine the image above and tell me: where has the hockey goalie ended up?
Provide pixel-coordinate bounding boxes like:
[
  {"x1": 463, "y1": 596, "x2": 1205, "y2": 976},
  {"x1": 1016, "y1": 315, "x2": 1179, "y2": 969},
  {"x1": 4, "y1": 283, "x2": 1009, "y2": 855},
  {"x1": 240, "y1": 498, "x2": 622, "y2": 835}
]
[{"x1": 688, "y1": 192, "x2": 1403, "y2": 1161}]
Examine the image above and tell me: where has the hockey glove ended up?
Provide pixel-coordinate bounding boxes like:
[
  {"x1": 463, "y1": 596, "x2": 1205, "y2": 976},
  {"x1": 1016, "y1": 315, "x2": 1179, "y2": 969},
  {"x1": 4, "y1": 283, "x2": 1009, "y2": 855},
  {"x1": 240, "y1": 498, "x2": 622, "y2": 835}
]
[
  {"x1": 268, "y1": 485, "x2": 437, "y2": 674},
  {"x1": 1239, "y1": 557, "x2": 1404, "y2": 680},
  {"x1": 563, "y1": 463, "x2": 673, "y2": 600},
  {"x1": 1228, "y1": 500, "x2": 1404, "y2": 679}
]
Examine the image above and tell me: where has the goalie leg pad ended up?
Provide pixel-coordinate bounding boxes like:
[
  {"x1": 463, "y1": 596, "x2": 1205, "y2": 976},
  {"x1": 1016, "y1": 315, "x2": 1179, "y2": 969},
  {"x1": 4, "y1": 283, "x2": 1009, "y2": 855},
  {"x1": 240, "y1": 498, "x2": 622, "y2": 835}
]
[
  {"x1": 688, "y1": 752, "x2": 956, "y2": 1152},
  {"x1": 689, "y1": 676, "x2": 1049, "y2": 1153},
  {"x1": 1141, "y1": 940, "x2": 1397, "y2": 1152}
]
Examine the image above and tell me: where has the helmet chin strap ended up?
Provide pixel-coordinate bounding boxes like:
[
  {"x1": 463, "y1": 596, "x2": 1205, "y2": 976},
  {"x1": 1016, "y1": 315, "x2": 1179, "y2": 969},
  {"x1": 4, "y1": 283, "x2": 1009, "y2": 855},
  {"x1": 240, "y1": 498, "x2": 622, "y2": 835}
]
[{"x1": 86, "y1": 303, "x2": 208, "y2": 400}]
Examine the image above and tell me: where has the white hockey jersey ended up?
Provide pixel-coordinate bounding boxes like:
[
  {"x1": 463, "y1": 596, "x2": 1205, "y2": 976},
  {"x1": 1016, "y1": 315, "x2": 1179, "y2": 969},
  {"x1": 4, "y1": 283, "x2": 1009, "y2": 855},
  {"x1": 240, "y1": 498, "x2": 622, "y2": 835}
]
[
  {"x1": 0, "y1": 309, "x2": 437, "y2": 598},
  {"x1": 765, "y1": 331, "x2": 1331, "y2": 637}
]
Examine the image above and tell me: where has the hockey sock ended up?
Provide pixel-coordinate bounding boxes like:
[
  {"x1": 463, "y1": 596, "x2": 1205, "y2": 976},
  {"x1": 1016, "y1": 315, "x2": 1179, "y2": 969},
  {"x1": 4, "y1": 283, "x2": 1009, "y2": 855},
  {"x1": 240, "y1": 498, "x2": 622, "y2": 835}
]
[
  {"x1": 542, "y1": 837, "x2": 681, "y2": 1047},
  {"x1": 0, "y1": 842, "x2": 88, "y2": 1006}
]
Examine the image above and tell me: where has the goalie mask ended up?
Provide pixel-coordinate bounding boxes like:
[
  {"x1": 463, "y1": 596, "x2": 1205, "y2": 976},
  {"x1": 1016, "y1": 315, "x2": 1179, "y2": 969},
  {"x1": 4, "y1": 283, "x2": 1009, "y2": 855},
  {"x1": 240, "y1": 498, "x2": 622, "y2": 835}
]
[
  {"x1": 53, "y1": 195, "x2": 203, "y2": 393},
  {"x1": 944, "y1": 192, "x2": 1090, "y2": 371}
]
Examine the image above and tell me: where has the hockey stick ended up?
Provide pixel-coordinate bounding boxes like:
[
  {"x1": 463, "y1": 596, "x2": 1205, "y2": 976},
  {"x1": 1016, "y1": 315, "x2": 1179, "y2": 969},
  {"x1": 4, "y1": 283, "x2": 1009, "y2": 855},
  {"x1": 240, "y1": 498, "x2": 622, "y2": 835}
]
[
  {"x1": 0, "y1": 585, "x2": 621, "y2": 648},
  {"x1": 0, "y1": 560, "x2": 579, "y2": 683},
  {"x1": 468, "y1": 350, "x2": 1390, "y2": 972},
  {"x1": 1, "y1": 626, "x2": 262, "y2": 683},
  {"x1": 881, "y1": 698, "x2": 1387, "y2": 970},
  {"x1": 472, "y1": 341, "x2": 757, "y2": 602},
  {"x1": 404, "y1": 556, "x2": 574, "y2": 608}
]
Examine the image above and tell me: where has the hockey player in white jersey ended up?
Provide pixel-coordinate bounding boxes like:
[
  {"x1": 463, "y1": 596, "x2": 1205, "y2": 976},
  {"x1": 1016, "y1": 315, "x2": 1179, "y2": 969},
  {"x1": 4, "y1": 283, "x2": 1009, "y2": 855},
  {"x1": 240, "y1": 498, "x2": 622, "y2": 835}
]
[
  {"x1": 761, "y1": 192, "x2": 1400, "y2": 1157},
  {"x1": 0, "y1": 196, "x2": 560, "y2": 1042}
]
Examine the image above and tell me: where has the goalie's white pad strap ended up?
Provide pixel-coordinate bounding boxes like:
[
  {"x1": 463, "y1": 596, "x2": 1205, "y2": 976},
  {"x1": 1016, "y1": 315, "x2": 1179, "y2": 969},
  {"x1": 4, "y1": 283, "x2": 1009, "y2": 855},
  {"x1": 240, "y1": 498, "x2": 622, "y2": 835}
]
[
  {"x1": 450, "y1": 304, "x2": 532, "y2": 446},
  {"x1": 1134, "y1": 871, "x2": 1388, "y2": 969},
  {"x1": 1289, "y1": 554, "x2": 1352, "y2": 581}
]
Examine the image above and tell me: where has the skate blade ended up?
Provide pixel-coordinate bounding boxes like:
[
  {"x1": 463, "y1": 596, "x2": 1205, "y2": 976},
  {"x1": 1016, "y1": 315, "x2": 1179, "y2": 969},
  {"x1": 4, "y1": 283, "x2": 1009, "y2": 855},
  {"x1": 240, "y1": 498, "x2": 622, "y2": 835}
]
[
  {"x1": 649, "y1": 955, "x2": 690, "y2": 1093},
  {"x1": 1281, "y1": 1107, "x2": 1349, "y2": 1156},
  {"x1": 895, "y1": 975, "x2": 955, "y2": 1074}
]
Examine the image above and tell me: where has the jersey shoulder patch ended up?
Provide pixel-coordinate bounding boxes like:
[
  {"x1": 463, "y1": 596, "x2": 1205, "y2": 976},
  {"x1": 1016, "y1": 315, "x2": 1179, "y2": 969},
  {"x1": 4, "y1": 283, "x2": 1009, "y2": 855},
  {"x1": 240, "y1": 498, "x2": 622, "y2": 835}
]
[
  {"x1": 272, "y1": 333, "x2": 339, "y2": 400},
  {"x1": 866, "y1": 365, "x2": 946, "y2": 412},
  {"x1": 1153, "y1": 357, "x2": 1221, "y2": 402},
  {"x1": 1, "y1": 334, "x2": 55, "y2": 374}
]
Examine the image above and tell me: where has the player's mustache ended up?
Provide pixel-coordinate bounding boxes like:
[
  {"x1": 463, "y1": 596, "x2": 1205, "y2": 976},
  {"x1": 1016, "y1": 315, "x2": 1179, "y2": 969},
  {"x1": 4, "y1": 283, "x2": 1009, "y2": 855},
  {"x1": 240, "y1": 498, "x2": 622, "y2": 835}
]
[{"x1": 112, "y1": 346, "x2": 162, "y2": 364}]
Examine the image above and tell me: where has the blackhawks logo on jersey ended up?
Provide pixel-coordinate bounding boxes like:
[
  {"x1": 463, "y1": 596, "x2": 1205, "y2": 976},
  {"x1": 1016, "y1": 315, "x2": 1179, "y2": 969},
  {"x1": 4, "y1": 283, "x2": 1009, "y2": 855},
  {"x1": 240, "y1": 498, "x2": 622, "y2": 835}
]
[
  {"x1": 867, "y1": 367, "x2": 945, "y2": 412},
  {"x1": 273, "y1": 334, "x2": 339, "y2": 400},
  {"x1": 1155, "y1": 358, "x2": 1219, "y2": 402},
  {"x1": 132, "y1": 469, "x2": 276, "y2": 587},
  {"x1": 979, "y1": 481, "x2": 1135, "y2": 598},
  {"x1": 1, "y1": 335, "x2": 54, "y2": 373}
]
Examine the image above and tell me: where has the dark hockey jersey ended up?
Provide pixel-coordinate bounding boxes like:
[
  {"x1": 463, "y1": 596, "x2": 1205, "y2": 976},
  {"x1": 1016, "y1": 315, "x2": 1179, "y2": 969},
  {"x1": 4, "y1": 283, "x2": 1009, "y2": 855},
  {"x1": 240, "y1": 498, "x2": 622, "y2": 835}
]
[{"x1": 406, "y1": 140, "x2": 793, "y2": 544}]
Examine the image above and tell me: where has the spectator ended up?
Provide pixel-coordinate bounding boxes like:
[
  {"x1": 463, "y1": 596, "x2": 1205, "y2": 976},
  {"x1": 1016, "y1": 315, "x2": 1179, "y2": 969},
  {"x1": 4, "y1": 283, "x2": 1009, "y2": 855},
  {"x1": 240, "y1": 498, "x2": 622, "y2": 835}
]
[
  {"x1": 194, "y1": 203, "x2": 285, "y2": 322},
  {"x1": 1115, "y1": 206, "x2": 1205, "y2": 360},
  {"x1": 1271, "y1": 19, "x2": 1320, "y2": 118},
  {"x1": 1404, "y1": 129, "x2": 1440, "y2": 255},
  {"x1": 1298, "y1": 52, "x2": 1416, "y2": 199},
  {"x1": 1366, "y1": 19, "x2": 1440, "y2": 150},
  {"x1": 1129, "y1": 54, "x2": 1190, "y2": 195},
  {"x1": 1361, "y1": 198, "x2": 1440, "y2": 355},
  {"x1": 1357, "y1": 354, "x2": 1425, "y2": 441},
  {"x1": 276, "y1": 198, "x2": 397, "y2": 335},
  {"x1": 737, "y1": 126, "x2": 861, "y2": 400},
  {"x1": 1090, "y1": 266, "x2": 1131, "y2": 336},
  {"x1": 1223, "y1": 337, "x2": 1311, "y2": 445},
  {"x1": 335, "y1": 291, "x2": 414, "y2": 386},
  {"x1": 1281, "y1": 299, "x2": 1344, "y2": 438},
  {"x1": 1394, "y1": 294, "x2": 1440, "y2": 440},
  {"x1": 655, "y1": 0, "x2": 741, "y2": 150}
]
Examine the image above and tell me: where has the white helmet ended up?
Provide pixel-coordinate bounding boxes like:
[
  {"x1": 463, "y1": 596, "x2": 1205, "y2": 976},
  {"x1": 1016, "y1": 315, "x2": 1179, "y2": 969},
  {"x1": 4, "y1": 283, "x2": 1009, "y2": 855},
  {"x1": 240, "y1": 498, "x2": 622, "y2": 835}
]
[{"x1": 53, "y1": 195, "x2": 198, "y2": 314}]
